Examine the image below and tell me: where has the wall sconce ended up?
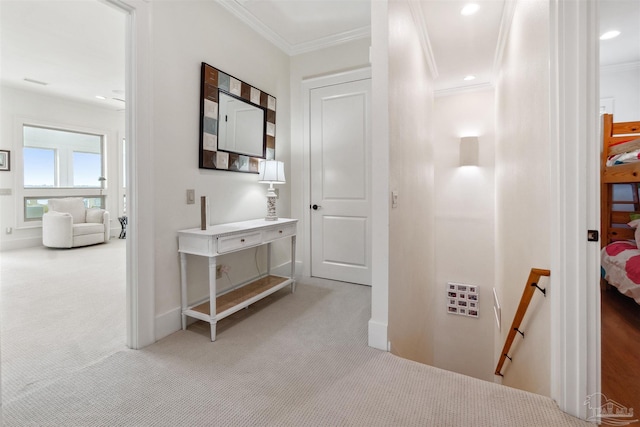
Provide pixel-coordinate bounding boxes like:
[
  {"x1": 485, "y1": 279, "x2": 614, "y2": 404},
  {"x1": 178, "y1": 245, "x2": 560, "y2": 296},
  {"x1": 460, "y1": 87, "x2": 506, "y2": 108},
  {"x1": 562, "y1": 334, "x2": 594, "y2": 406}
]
[
  {"x1": 460, "y1": 136, "x2": 479, "y2": 166},
  {"x1": 258, "y1": 160, "x2": 286, "y2": 221}
]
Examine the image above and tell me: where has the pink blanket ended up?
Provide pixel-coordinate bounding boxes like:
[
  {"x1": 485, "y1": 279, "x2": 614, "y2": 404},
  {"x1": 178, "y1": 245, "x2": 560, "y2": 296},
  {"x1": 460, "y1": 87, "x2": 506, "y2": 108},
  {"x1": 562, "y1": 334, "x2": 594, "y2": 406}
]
[{"x1": 601, "y1": 241, "x2": 640, "y2": 304}]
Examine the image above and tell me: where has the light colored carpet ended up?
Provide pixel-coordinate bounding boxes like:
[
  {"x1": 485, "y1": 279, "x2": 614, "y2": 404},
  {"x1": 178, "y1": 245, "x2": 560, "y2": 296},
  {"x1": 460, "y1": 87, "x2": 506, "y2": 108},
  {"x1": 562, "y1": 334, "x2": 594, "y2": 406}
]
[
  {"x1": 1, "y1": 242, "x2": 593, "y2": 426},
  {"x1": 0, "y1": 239, "x2": 127, "y2": 404}
]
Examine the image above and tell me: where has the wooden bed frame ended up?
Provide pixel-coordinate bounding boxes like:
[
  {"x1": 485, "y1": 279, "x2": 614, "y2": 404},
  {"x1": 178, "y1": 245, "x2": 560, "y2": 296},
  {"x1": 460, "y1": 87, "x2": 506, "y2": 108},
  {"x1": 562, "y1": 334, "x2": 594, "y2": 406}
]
[{"x1": 601, "y1": 114, "x2": 640, "y2": 247}]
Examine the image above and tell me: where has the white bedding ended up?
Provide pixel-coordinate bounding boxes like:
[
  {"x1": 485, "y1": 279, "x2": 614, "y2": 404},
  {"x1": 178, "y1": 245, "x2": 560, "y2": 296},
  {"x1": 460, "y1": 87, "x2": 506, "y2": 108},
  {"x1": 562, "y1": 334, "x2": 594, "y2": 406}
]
[{"x1": 606, "y1": 148, "x2": 640, "y2": 166}]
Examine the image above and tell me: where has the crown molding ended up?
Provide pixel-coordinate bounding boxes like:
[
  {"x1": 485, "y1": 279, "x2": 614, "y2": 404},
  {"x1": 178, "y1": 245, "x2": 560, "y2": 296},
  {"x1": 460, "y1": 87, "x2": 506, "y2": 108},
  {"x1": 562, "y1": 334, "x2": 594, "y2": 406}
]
[
  {"x1": 600, "y1": 61, "x2": 640, "y2": 73},
  {"x1": 408, "y1": 0, "x2": 439, "y2": 79},
  {"x1": 216, "y1": 0, "x2": 370, "y2": 56},
  {"x1": 493, "y1": 0, "x2": 516, "y2": 76},
  {"x1": 434, "y1": 82, "x2": 494, "y2": 98},
  {"x1": 289, "y1": 26, "x2": 370, "y2": 56},
  {"x1": 216, "y1": 0, "x2": 291, "y2": 53}
]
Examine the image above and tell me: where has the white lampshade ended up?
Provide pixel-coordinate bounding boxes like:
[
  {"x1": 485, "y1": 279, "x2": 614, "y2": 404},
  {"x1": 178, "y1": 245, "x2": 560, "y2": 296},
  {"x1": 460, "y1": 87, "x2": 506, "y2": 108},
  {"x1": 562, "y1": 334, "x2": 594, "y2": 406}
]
[{"x1": 258, "y1": 160, "x2": 286, "y2": 184}]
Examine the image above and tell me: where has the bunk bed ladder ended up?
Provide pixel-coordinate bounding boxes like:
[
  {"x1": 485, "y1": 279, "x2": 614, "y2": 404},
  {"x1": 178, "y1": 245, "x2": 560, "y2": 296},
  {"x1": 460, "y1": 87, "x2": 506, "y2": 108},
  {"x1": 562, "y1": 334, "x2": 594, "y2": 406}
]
[{"x1": 495, "y1": 268, "x2": 550, "y2": 377}]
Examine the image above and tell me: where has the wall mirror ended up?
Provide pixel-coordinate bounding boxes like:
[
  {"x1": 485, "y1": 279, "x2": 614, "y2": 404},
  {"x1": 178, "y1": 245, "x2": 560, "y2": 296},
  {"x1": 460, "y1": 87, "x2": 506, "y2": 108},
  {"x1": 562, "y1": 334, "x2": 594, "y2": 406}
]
[
  {"x1": 218, "y1": 92, "x2": 265, "y2": 157},
  {"x1": 199, "y1": 62, "x2": 276, "y2": 173}
]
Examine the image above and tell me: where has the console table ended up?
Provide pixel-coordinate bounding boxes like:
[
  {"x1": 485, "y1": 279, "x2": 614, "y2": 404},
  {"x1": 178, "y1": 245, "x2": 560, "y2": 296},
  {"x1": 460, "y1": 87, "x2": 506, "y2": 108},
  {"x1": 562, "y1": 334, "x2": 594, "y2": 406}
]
[{"x1": 178, "y1": 218, "x2": 297, "y2": 341}]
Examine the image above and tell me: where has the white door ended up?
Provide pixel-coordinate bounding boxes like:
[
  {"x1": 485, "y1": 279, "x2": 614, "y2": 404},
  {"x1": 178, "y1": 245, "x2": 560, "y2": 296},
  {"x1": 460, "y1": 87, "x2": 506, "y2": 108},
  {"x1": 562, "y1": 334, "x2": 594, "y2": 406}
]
[{"x1": 310, "y1": 78, "x2": 372, "y2": 285}]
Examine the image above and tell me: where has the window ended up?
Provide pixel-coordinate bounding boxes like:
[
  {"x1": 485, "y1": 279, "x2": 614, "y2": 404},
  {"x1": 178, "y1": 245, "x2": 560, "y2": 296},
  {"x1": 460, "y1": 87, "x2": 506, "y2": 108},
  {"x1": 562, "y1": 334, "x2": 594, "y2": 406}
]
[
  {"x1": 73, "y1": 151, "x2": 102, "y2": 187},
  {"x1": 23, "y1": 196, "x2": 104, "y2": 221},
  {"x1": 23, "y1": 147, "x2": 56, "y2": 187},
  {"x1": 23, "y1": 125, "x2": 103, "y2": 189},
  {"x1": 21, "y1": 124, "x2": 106, "y2": 223}
]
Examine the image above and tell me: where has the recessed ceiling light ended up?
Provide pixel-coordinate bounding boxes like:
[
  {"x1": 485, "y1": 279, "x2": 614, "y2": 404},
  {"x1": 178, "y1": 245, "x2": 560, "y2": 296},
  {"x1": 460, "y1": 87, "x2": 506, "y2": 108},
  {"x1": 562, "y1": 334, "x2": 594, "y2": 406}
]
[
  {"x1": 464, "y1": 75, "x2": 476, "y2": 81},
  {"x1": 95, "y1": 95, "x2": 107, "y2": 100},
  {"x1": 600, "y1": 30, "x2": 621, "y2": 40},
  {"x1": 461, "y1": 3, "x2": 479, "y2": 16}
]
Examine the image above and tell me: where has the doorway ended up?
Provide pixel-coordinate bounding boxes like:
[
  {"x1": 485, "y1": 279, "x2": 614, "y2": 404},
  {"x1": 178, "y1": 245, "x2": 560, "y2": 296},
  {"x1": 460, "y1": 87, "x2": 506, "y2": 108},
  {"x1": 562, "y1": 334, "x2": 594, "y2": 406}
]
[
  {"x1": 304, "y1": 69, "x2": 372, "y2": 286},
  {"x1": 0, "y1": 0, "x2": 129, "y2": 404},
  {"x1": 598, "y1": 0, "x2": 640, "y2": 420}
]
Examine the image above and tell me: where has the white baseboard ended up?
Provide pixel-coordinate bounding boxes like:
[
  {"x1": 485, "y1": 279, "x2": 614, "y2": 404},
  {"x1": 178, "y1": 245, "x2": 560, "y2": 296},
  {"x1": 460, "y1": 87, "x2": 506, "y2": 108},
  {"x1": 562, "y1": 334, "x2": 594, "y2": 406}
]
[
  {"x1": 155, "y1": 307, "x2": 182, "y2": 341},
  {"x1": 0, "y1": 237, "x2": 42, "y2": 251},
  {"x1": 271, "y1": 260, "x2": 301, "y2": 277},
  {"x1": 368, "y1": 319, "x2": 388, "y2": 351}
]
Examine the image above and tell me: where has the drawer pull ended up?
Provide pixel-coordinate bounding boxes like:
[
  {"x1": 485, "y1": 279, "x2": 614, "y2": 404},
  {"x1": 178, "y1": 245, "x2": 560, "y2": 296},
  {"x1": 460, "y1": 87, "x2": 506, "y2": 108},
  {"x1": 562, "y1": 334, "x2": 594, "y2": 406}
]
[
  {"x1": 240, "y1": 238, "x2": 245, "y2": 243},
  {"x1": 279, "y1": 230, "x2": 283, "y2": 234}
]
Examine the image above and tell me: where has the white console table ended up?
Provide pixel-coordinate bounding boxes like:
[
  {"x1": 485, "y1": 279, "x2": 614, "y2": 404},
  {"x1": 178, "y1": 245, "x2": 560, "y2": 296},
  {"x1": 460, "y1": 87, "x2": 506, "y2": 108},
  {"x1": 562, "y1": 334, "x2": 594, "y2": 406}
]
[{"x1": 178, "y1": 218, "x2": 297, "y2": 341}]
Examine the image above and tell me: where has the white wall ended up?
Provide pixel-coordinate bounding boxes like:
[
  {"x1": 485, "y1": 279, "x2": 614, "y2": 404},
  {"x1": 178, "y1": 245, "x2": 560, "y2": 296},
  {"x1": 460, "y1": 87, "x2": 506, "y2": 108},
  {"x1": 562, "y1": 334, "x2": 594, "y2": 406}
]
[
  {"x1": 150, "y1": 1, "x2": 291, "y2": 338},
  {"x1": 386, "y1": 0, "x2": 436, "y2": 364},
  {"x1": 0, "y1": 86, "x2": 125, "y2": 250},
  {"x1": 600, "y1": 63, "x2": 640, "y2": 121},
  {"x1": 289, "y1": 39, "x2": 371, "y2": 277},
  {"x1": 432, "y1": 89, "x2": 496, "y2": 381},
  {"x1": 495, "y1": 0, "x2": 551, "y2": 396}
]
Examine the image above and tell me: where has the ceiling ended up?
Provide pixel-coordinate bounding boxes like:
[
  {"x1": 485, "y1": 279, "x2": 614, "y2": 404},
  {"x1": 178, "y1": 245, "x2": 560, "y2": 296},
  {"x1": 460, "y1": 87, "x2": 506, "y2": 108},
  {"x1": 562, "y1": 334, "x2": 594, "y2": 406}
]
[
  {"x1": 599, "y1": 0, "x2": 640, "y2": 67},
  {"x1": 1, "y1": 0, "x2": 638, "y2": 111},
  {"x1": 0, "y1": 1, "x2": 126, "y2": 111}
]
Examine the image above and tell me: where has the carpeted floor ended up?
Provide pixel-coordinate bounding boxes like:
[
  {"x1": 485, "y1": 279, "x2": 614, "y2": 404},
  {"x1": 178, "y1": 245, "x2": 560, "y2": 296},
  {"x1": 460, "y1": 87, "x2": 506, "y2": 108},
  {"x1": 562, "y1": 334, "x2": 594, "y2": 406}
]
[
  {"x1": 0, "y1": 239, "x2": 126, "y2": 405},
  {"x1": 1, "y1": 241, "x2": 593, "y2": 426}
]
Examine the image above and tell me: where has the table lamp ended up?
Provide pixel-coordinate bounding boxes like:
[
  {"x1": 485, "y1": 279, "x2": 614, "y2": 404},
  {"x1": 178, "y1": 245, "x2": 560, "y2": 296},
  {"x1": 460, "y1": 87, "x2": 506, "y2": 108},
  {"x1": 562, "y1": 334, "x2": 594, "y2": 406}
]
[{"x1": 258, "y1": 160, "x2": 285, "y2": 221}]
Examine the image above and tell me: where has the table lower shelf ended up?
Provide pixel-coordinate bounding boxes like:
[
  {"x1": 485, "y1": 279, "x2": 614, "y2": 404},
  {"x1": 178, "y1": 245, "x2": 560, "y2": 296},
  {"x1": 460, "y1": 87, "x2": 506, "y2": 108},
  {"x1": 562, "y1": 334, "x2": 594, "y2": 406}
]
[{"x1": 185, "y1": 274, "x2": 293, "y2": 323}]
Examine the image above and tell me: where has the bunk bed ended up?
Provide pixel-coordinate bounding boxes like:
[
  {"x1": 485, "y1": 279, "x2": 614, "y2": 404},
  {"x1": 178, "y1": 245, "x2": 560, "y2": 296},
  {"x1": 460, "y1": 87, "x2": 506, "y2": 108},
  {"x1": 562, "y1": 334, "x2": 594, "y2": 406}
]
[{"x1": 601, "y1": 113, "x2": 640, "y2": 304}]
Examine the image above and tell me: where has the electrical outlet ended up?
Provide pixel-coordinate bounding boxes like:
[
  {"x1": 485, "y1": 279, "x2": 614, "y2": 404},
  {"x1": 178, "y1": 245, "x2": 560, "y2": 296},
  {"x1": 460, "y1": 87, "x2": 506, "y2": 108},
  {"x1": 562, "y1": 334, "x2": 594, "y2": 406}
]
[
  {"x1": 6, "y1": 227, "x2": 12, "y2": 234},
  {"x1": 216, "y1": 265, "x2": 223, "y2": 279}
]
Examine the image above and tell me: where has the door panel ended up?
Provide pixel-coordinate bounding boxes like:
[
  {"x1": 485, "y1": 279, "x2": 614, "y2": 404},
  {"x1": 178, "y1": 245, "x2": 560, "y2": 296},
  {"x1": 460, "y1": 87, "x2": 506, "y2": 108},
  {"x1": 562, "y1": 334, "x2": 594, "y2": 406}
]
[
  {"x1": 310, "y1": 79, "x2": 371, "y2": 285},
  {"x1": 323, "y1": 216, "x2": 367, "y2": 266}
]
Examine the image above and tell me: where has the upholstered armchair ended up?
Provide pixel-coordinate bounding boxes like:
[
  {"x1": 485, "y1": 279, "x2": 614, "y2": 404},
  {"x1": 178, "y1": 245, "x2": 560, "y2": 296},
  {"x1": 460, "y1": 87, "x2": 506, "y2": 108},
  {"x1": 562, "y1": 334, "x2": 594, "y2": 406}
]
[{"x1": 42, "y1": 198, "x2": 110, "y2": 248}]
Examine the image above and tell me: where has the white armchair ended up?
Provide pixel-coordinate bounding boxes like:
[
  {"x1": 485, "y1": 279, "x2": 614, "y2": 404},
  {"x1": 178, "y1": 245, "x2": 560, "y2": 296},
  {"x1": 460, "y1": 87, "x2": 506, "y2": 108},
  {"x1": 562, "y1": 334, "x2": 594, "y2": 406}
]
[{"x1": 42, "y1": 198, "x2": 110, "y2": 248}]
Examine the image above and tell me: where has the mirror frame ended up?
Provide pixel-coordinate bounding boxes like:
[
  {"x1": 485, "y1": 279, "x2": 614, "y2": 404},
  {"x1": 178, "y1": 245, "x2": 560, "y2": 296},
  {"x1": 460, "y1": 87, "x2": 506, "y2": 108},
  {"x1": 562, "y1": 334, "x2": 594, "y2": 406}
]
[{"x1": 199, "y1": 62, "x2": 276, "y2": 173}]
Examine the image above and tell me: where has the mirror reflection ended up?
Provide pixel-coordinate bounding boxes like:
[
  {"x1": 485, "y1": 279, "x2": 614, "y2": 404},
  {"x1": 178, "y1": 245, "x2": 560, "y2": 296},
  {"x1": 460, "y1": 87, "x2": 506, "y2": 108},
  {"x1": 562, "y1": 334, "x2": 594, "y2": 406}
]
[{"x1": 217, "y1": 91, "x2": 265, "y2": 158}]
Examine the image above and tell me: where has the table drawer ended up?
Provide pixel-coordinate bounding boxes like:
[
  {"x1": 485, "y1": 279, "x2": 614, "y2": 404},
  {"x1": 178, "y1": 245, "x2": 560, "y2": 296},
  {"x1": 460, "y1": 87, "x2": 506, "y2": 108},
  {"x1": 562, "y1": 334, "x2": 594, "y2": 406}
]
[
  {"x1": 264, "y1": 224, "x2": 296, "y2": 242},
  {"x1": 217, "y1": 231, "x2": 262, "y2": 253}
]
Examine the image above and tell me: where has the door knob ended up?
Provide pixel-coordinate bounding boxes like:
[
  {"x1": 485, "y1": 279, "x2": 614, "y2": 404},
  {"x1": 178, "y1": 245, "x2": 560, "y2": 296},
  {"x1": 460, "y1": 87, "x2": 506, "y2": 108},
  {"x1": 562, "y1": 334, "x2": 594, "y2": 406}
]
[{"x1": 312, "y1": 204, "x2": 321, "y2": 210}]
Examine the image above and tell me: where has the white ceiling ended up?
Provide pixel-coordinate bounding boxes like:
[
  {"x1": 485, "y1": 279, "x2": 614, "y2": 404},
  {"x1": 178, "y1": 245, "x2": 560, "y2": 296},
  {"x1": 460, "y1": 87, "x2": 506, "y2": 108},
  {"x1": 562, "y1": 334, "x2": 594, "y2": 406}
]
[
  {"x1": 1, "y1": 0, "x2": 638, "y2": 111},
  {"x1": 0, "y1": 0, "x2": 126, "y2": 111},
  {"x1": 599, "y1": 0, "x2": 640, "y2": 67}
]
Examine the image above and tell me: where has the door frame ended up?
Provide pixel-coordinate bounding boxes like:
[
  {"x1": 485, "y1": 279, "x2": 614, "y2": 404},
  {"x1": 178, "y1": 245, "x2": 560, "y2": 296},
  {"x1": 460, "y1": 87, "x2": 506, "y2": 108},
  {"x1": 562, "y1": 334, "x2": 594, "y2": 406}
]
[
  {"x1": 301, "y1": 67, "x2": 372, "y2": 279},
  {"x1": 548, "y1": 0, "x2": 600, "y2": 419},
  {"x1": 106, "y1": 0, "x2": 155, "y2": 349}
]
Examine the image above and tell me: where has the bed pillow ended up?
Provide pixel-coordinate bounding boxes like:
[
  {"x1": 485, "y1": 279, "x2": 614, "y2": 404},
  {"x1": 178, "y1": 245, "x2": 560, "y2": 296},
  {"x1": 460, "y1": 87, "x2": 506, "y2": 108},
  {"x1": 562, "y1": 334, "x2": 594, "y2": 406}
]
[{"x1": 628, "y1": 219, "x2": 640, "y2": 244}]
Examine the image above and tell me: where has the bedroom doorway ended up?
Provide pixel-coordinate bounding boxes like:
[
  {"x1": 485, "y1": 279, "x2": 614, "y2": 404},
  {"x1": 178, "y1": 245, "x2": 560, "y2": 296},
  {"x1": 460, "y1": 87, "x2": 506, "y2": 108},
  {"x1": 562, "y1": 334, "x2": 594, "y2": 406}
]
[
  {"x1": 0, "y1": 0, "x2": 130, "y2": 405},
  {"x1": 598, "y1": 0, "x2": 640, "y2": 419}
]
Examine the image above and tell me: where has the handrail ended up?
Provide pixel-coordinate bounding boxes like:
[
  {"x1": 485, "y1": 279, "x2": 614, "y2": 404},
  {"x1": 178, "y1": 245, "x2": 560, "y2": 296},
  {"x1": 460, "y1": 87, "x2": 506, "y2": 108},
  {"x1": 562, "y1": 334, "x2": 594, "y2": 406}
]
[{"x1": 495, "y1": 268, "x2": 550, "y2": 377}]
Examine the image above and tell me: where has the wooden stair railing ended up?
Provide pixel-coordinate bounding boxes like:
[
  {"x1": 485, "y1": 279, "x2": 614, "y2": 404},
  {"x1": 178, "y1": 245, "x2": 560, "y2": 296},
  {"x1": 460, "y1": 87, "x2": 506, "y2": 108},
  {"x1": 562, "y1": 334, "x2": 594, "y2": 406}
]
[{"x1": 495, "y1": 268, "x2": 551, "y2": 377}]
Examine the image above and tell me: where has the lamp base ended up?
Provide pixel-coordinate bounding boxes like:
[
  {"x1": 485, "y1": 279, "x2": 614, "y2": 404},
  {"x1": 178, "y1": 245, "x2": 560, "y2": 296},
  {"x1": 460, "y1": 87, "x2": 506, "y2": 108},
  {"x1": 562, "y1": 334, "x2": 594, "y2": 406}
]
[{"x1": 265, "y1": 194, "x2": 277, "y2": 221}]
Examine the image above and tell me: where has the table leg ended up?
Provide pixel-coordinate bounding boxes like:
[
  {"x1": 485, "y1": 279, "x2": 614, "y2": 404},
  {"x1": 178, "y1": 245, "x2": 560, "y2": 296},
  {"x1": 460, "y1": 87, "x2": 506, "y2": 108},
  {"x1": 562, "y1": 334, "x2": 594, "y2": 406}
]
[
  {"x1": 210, "y1": 321, "x2": 217, "y2": 342},
  {"x1": 180, "y1": 252, "x2": 188, "y2": 330},
  {"x1": 209, "y1": 256, "x2": 217, "y2": 342},
  {"x1": 267, "y1": 242, "x2": 272, "y2": 277},
  {"x1": 291, "y1": 235, "x2": 296, "y2": 292}
]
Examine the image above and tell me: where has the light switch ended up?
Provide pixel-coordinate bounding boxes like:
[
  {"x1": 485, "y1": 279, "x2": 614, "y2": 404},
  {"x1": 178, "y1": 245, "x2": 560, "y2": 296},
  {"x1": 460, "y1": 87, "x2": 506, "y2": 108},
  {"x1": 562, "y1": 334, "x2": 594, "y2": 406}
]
[
  {"x1": 186, "y1": 189, "x2": 195, "y2": 204},
  {"x1": 391, "y1": 190, "x2": 398, "y2": 208}
]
